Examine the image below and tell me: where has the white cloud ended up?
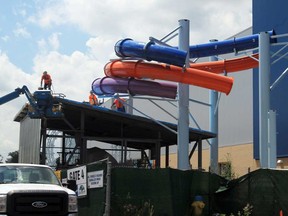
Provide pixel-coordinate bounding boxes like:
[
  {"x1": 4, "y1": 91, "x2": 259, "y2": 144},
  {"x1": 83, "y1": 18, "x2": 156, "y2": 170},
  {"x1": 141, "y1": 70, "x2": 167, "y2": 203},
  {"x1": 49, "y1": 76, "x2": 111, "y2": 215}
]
[
  {"x1": 1, "y1": 35, "x2": 9, "y2": 42},
  {"x1": 28, "y1": 2, "x2": 67, "y2": 28},
  {"x1": 86, "y1": 36, "x2": 116, "y2": 62},
  {"x1": 13, "y1": 23, "x2": 31, "y2": 38},
  {"x1": 33, "y1": 50, "x2": 104, "y2": 101},
  {"x1": 37, "y1": 33, "x2": 62, "y2": 54},
  {"x1": 0, "y1": 52, "x2": 37, "y2": 159},
  {"x1": 0, "y1": 52, "x2": 36, "y2": 91},
  {"x1": 29, "y1": 0, "x2": 252, "y2": 43},
  {"x1": 48, "y1": 32, "x2": 61, "y2": 51},
  {"x1": 37, "y1": 38, "x2": 48, "y2": 53},
  {"x1": 12, "y1": 2, "x2": 28, "y2": 17}
]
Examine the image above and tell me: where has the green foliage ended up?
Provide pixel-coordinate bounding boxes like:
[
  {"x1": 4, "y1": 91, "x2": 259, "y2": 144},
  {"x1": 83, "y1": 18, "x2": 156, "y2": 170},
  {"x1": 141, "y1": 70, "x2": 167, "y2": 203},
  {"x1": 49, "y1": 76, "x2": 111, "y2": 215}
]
[
  {"x1": 120, "y1": 193, "x2": 154, "y2": 216},
  {"x1": 6, "y1": 150, "x2": 19, "y2": 163},
  {"x1": 218, "y1": 204, "x2": 253, "y2": 216},
  {"x1": 220, "y1": 153, "x2": 237, "y2": 180}
]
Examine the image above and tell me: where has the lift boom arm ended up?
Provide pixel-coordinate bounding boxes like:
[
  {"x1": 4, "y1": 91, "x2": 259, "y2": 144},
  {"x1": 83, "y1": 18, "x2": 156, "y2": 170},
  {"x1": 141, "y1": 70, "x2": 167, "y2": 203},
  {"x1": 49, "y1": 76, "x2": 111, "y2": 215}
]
[
  {"x1": 0, "y1": 87, "x2": 23, "y2": 105},
  {"x1": 0, "y1": 85, "x2": 62, "y2": 118},
  {"x1": 0, "y1": 86, "x2": 36, "y2": 106}
]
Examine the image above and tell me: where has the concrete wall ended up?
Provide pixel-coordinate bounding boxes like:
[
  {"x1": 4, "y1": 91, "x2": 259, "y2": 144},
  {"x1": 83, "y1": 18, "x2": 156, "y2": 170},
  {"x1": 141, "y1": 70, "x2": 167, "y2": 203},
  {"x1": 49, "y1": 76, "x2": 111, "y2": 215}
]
[{"x1": 161, "y1": 143, "x2": 258, "y2": 177}]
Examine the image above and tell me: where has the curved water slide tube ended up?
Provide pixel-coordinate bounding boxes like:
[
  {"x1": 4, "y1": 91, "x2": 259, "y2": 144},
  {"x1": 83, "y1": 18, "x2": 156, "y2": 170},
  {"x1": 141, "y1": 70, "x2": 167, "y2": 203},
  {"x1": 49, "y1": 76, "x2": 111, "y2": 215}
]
[
  {"x1": 104, "y1": 60, "x2": 234, "y2": 95},
  {"x1": 188, "y1": 31, "x2": 275, "y2": 58},
  {"x1": 93, "y1": 31, "x2": 272, "y2": 98},
  {"x1": 92, "y1": 77, "x2": 177, "y2": 99},
  {"x1": 115, "y1": 38, "x2": 187, "y2": 67},
  {"x1": 92, "y1": 54, "x2": 259, "y2": 98},
  {"x1": 115, "y1": 30, "x2": 275, "y2": 67},
  {"x1": 93, "y1": 52, "x2": 259, "y2": 98},
  {"x1": 191, "y1": 54, "x2": 259, "y2": 74}
]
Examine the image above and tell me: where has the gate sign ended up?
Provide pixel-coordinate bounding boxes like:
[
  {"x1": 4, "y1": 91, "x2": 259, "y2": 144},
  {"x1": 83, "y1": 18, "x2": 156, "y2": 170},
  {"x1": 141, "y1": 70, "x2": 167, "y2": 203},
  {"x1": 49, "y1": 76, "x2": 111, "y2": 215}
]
[
  {"x1": 67, "y1": 165, "x2": 87, "y2": 197},
  {"x1": 67, "y1": 165, "x2": 87, "y2": 184}
]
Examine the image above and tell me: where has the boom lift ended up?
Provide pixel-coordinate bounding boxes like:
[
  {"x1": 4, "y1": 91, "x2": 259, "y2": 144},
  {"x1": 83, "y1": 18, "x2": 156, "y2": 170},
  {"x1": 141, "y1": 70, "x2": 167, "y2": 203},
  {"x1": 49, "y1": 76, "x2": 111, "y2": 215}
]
[{"x1": 0, "y1": 85, "x2": 63, "y2": 118}]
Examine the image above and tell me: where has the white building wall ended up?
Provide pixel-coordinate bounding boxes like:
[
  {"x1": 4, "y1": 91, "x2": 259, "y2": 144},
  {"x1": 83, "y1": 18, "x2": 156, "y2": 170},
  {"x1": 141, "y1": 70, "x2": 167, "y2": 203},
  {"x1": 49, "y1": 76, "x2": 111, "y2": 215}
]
[
  {"x1": 218, "y1": 27, "x2": 253, "y2": 146},
  {"x1": 19, "y1": 116, "x2": 41, "y2": 164}
]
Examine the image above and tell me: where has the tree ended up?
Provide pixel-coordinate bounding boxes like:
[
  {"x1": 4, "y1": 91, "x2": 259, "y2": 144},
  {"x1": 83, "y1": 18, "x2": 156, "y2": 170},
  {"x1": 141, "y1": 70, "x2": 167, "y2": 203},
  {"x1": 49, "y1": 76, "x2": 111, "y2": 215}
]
[
  {"x1": 6, "y1": 151, "x2": 19, "y2": 163},
  {"x1": 219, "y1": 153, "x2": 237, "y2": 180}
]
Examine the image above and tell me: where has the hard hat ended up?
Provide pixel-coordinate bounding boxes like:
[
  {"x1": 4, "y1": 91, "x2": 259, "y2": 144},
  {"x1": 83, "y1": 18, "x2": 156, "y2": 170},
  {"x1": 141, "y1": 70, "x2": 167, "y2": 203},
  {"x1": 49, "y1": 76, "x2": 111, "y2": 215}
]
[{"x1": 194, "y1": 195, "x2": 203, "y2": 202}]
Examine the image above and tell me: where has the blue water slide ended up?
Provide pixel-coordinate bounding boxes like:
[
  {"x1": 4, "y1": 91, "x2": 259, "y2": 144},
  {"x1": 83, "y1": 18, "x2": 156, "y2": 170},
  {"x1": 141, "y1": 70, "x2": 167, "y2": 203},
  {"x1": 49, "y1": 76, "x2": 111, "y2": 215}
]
[
  {"x1": 115, "y1": 38, "x2": 187, "y2": 67},
  {"x1": 189, "y1": 30, "x2": 276, "y2": 58},
  {"x1": 115, "y1": 30, "x2": 276, "y2": 66}
]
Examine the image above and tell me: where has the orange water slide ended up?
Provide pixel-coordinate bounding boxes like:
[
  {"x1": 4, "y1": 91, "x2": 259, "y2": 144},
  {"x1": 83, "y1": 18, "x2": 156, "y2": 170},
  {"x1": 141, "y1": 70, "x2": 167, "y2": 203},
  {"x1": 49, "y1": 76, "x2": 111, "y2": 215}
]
[
  {"x1": 104, "y1": 60, "x2": 234, "y2": 95},
  {"x1": 191, "y1": 54, "x2": 259, "y2": 73}
]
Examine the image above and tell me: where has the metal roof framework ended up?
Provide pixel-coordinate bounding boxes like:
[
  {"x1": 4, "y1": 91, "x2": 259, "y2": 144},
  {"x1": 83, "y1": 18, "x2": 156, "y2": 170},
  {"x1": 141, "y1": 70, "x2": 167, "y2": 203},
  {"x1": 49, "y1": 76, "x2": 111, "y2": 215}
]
[{"x1": 29, "y1": 97, "x2": 215, "y2": 168}]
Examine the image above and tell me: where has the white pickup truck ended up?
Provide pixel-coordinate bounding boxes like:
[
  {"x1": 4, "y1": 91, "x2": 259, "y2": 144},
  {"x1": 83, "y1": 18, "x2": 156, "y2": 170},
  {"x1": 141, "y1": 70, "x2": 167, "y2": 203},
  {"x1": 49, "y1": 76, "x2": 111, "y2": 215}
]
[{"x1": 0, "y1": 163, "x2": 78, "y2": 216}]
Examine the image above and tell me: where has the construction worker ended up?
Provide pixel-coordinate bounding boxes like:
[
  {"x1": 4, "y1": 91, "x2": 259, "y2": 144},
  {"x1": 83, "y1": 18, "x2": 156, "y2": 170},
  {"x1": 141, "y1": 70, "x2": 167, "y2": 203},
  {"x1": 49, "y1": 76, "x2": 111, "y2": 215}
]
[
  {"x1": 191, "y1": 195, "x2": 205, "y2": 216},
  {"x1": 112, "y1": 98, "x2": 126, "y2": 112},
  {"x1": 89, "y1": 91, "x2": 98, "y2": 106},
  {"x1": 40, "y1": 71, "x2": 52, "y2": 90}
]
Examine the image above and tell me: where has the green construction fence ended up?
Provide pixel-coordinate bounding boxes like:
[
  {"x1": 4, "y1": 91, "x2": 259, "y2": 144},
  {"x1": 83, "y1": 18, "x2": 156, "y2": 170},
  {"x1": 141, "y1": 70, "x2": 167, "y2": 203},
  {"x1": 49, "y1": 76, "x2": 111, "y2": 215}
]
[
  {"x1": 61, "y1": 162, "x2": 223, "y2": 216},
  {"x1": 61, "y1": 162, "x2": 288, "y2": 216}
]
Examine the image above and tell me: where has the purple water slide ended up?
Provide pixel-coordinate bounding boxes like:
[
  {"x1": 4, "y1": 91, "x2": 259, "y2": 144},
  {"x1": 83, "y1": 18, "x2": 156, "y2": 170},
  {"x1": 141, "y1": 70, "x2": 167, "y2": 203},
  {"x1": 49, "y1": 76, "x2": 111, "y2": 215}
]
[{"x1": 92, "y1": 77, "x2": 177, "y2": 99}]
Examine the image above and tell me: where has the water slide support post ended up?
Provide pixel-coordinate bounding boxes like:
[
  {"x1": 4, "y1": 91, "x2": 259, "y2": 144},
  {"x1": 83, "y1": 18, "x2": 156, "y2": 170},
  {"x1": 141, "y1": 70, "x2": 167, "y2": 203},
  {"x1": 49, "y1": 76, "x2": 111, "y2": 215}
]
[
  {"x1": 259, "y1": 32, "x2": 271, "y2": 168},
  {"x1": 209, "y1": 40, "x2": 219, "y2": 174},
  {"x1": 177, "y1": 19, "x2": 190, "y2": 170},
  {"x1": 268, "y1": 110, "x2": 277, "y2": 168},
  {"x1": 127, "y1": 95, "x2": 133, "y2": 114}
]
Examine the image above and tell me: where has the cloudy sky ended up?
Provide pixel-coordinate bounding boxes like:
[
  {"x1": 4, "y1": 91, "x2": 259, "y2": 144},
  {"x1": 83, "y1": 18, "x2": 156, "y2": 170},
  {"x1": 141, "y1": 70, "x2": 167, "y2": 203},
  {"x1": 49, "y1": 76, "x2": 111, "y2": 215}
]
[{"x1": 0, "y1": 0, "x2": 252, "y2": 159}]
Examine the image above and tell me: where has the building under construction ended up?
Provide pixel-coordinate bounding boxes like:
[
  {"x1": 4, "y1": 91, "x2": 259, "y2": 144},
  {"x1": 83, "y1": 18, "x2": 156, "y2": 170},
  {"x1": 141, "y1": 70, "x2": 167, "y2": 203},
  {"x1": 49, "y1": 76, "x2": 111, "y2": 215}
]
[{"x1": 13, "y1": 93, "x2": 215, "y2": 170}]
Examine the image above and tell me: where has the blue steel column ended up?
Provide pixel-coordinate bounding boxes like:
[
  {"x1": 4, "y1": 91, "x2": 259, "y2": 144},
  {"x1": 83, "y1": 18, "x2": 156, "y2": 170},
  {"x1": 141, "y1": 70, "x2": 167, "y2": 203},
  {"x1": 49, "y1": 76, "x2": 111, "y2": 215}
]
[
  {"x1": 209, "y1": 40, "x2": 219, "y2": 174},
  {"x1": 268, "y1": 110, "x2": 277, "y2": 168},
  {"x1": 259, "y1": 32, "x2": 271, "y2": 168},
  {"x1": 177, "y1": 19, "x2": 190, "y2": 170}
]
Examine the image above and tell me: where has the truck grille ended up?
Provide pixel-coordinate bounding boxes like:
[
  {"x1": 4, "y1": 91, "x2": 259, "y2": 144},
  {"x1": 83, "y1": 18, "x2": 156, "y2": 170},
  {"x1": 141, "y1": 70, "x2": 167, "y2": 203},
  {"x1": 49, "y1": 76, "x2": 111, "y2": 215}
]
[{"x1": 7, "y1": 190, "x2": 68, "y2": 216}]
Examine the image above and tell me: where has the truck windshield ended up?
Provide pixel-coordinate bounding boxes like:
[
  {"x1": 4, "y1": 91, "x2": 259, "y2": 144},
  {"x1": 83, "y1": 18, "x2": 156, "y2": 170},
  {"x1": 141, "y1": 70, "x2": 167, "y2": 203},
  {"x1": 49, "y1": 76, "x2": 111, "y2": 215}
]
[{"x1": 0, "y1": 165, "x2": 61, "y2": 185}]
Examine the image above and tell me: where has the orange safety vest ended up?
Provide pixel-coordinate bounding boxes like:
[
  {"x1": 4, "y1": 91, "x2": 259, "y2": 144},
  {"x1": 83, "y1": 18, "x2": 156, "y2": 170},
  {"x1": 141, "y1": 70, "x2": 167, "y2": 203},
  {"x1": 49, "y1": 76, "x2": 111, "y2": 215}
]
[
  {"x1": 89, "y1": 94, "x2": 98, "y2": 105},
  {"x1": 114, "y1": 98, "x2": 125, "y2": 108},
  {"x1": 41, "y1": 74, "x2": 52, "y2": 84}
]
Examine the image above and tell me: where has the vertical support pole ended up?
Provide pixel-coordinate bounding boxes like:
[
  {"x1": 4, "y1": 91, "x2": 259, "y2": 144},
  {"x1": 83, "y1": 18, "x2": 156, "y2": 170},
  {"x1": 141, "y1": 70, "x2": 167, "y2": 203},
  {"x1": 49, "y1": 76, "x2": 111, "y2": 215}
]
[
  {"x1": 120, "y1": 122, "x2": 124, "y2": 163},
  {"x1": 127, "y1": 95, "x2": 133, "y2": 114},
  {"x1": 124, "y1": 140, "x2": 127, "y2": 163},
  {"x1": 156, "y1": 132, "x2": 161, "y2": 168},
  {"x1": 79, "y1": 111, "x2": 86, "y2": 164},
  {"x1": 209, "y1": 41, "x2": 219, "y2": 174},
  {"x1": 103, "y1": 158, "x2": 111, "y2": 216},
  {"x1": 155, "y1": 141, "x2": 161, "y2": 168},
  {"x1": 177, "y1": 19, "x2": 190, "y2": 170},
  {"x1": 259, "y1": 32, "x2": 271, "y2": 168},
  {"x1": 61, "y1": 132, "x2": 66, "y2": 165},
  {"x1": 198, "y1": 139, "x2": 202, "y2": 170},
  {"x1": 268, "y1": 110, "x2": 277, "y2": 168},
  {"x1": 165, "y1": 143, "x2": 169, "y2": 168},
  {"x1": 41, "y1": 118, "x2": 47, "y2": 165}
]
